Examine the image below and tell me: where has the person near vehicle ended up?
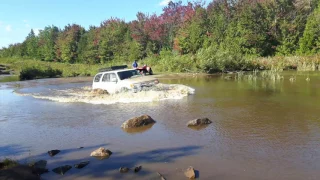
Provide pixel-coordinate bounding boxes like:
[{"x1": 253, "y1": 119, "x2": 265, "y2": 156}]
[{"x1": 132, "y1": 60, "x2": 138, "y2": 69}]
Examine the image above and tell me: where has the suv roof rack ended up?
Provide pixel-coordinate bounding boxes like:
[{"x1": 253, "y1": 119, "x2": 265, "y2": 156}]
[{"x1": 99, "y1": 65, "x2": 128, "y2": 72}]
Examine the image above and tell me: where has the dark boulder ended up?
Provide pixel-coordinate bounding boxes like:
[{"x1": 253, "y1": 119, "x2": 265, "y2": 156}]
[
  {"x1": 121, "y1": 115, "x2": 156, "y2": 129},
  {"x1": 48, "y1": 150, "x2": 60, "y2": 157},
  {"x1": 74, "y1": 161, "x2": 90, "y2": 169},
  {"x1": 52, "y1": 165, "x2": 72, "y2": 175},
  {"x1": 30, "y1": 160, "x2": 48, "y2": 175},
  {"x1": 134, "y1": 166, "x2": 142, "y2": 173},
  {"x1": 119, "y1": 167, "x2": 130, "y2": 173}
]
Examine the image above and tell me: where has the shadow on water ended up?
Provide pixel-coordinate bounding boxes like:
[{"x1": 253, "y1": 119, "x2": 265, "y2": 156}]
[
  {"x1": 18, "y1": 144, "x2": 110, "y2": 164},
  {"x1": 0, "y1": 145, "x2": 31, "y2": 158},
  {"x1": 8, "y1": 145, "x2": 202, "y2": 179},
  {"x1": 64, "y1": 145, "x2": 202, "y2": 180}
]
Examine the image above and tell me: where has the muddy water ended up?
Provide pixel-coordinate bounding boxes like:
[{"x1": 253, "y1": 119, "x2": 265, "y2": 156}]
[{"x1": 1, "y1": 72, "x2": 320, "y2": 180}]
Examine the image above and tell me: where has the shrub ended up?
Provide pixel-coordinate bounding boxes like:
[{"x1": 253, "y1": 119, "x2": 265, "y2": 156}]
[{"x1": 19, "y1": 66, "x2": 62, "y2": 80}]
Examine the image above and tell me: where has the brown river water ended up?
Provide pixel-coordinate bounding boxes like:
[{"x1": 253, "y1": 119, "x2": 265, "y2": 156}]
[{"x1": 1, "y1": 71, "x2": 320, "y2": 180}]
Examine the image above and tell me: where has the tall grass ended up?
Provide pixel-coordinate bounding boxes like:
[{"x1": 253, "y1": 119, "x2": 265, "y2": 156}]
[
  {"x1": 0, "y1": 58, "x2": 130, "y2": 80},
  {"x1": 255, "y1": 55, "x2": 320, "y2": 71}
]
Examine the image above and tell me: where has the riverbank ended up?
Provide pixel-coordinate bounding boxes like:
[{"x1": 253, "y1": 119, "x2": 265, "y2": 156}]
[{"x1": 1, "y1": 55, "x2": 319, "y2": 82}]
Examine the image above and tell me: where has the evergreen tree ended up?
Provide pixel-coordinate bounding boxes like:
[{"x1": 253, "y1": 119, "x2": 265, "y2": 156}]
[
  {"x1": 25, "y1": 29, "x2": 38, "y2": 58},
  {"x1": 298, "y1": 3, "x2": 320, "y2": 54}
]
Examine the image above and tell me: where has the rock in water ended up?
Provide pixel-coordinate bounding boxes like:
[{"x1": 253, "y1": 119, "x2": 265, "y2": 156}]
[
  {"x1": 52, "y1": 165, "x2": 72, "y2": 175},
  {"x1": 74, "y1": 161, "x2": 90, "y2": 169},
  {"x1": 48, "y1": 150, "x2": 60, "y2": 157},
  {"x1": 121, "y1": 115, "x2": 156, "y2": 128},
  {"x1": 90, "y1": 147, "x2": 112, "y2": 157},
  {"x1": 30, "y1": 160, "x2": 48, "y2": 175},
  {"x1": 184, "y1": 166, "x2": 196, "y2": 179},
  {"x1": 187, "y1": 118, "x2": 212, "y2": 126},
  {"x1": 119, "y1": 167, "x2": 130, "y2": 173},
  {"x1": 32, "y1": 160, "x2": 47, "y2": 169},
  {"x1": 134, "y1": 166, "x2": 142, "y2": 173}
]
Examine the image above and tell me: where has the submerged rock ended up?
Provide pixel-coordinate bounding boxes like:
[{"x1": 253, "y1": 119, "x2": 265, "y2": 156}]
[
  {"x1": 48, "y1": 150, "x2": 60, "y2": 157},
  {"x1": 30, "y1": 160, "x2": 48, "y2": 175},
  {"x1": 187, "y1": 118, "x2": 212, "y2": 127},
  {"x1": 121, "y1": 115, "x2": 156, "y2": 129},
  {"x1": 90, "y1": 147, "x2": 112, "y2": 158},
  {"x1": 52, "y1": 165, "x2": 72, "y2": 175},
  {"x1": 134, "y1": 166, "x2": 142, "y2": 173},
  {"x1": 74, "y1": 161, "x2": 90, "y2": 169},
  {"x1": 32, "y1": 160, "x2": 47, "y2": 169},
  {"x1": 184, "y1": 166, "x2": 196, "y2": 179},
  {"x1": 119, "y1": 167, "x2": 130, "y2": 173}
]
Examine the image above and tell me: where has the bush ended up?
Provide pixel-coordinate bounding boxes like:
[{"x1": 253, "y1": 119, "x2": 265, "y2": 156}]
[
  {"x1": 196, "y1": 46, "x2": 256, "y2": 73},
  {"x1": 19, "y1": 66, "x2": 62, "y2": 80}
]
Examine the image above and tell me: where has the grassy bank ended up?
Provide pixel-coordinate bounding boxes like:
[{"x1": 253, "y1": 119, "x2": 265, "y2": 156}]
[
  {"x1": 0, "y1": 58, "x2": 130, "y2": 80},
  {"x1": 255, "y1": 55, "x2": 320, "y2": 71},
  {"x1": 142, "y1": 50, "x2": 320, "y2": 73},
  {"x1": 1, "y1": 55, "x2": 319, "y2": 81}
]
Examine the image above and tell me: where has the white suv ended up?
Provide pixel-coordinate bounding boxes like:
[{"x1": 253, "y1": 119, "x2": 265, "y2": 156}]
[{"x1": 92, "y1": 66, "x2": 159, "y2": 94}]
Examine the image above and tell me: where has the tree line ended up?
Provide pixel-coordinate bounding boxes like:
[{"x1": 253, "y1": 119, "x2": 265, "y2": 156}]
[{"x1": 0, "y1": 0, "x2": 319, "y2": 69}]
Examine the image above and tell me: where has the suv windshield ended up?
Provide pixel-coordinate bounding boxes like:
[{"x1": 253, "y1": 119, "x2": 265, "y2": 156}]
[{"x1": 117, "y1": 70, "x2": 141, "y2": 80}]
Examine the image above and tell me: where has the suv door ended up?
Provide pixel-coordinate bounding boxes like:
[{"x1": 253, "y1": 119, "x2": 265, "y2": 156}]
[
  {"x1": 92, "y1": 73, "x2": 103, "y2": 89},
  {"x1": 101, "y1": 73, "x2": 118, "y2": 93}
]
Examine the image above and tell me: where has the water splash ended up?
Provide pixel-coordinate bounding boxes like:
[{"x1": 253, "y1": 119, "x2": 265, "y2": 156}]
[{"x1": 15, "y1": 83, "x2": 195, "y2": 105}]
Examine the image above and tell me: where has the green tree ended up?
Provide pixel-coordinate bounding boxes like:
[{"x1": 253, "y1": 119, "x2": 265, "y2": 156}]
[
  {"x1": 38, "y1": 26, "x2": 59, "y2": 61},
  {"x1": 175, "y1": 6, "x2": 207, "y2": 54},
  {"x1": 98, "y1": 18, "x2": 129, "y2": 62},
  {"x1": 55, "y1": 24, "x2": 85, "y2": 63},
  {"x1": 298, "y1": 3, "x2": 320, "y2": 54},
  {"x1": 25, "y1": 29, "x2": 39, "y2": 58}
]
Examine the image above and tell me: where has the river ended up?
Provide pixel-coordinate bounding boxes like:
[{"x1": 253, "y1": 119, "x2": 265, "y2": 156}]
[{"x1": 1, "y1": 71, "x2": 320, "y2": 180}]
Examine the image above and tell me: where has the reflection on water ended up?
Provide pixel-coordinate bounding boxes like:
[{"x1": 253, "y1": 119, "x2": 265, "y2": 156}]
[
  {"x1": 121, "y1": 124, "x2": 155, "y2": 134},
  {"x1": 187, "y1": 125, "x2": 209, "y2": 131},
  {"x1": 1, "y1": 72, "x2": 320, "y2": 180}
]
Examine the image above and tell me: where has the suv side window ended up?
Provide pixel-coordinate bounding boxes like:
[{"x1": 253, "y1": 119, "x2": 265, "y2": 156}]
[
  {"x1": 94, "y1": 74, "x2": 102, "y2": 82},
  {"x1": 110, "y1": 73, "x2": 117, "y2": 81},
  {"x1": 102, "y1": 73, "x2": 110, "y2": 82},
  {"x1": 102, "y1": 73, "x2": 116, "y2": 82}
]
